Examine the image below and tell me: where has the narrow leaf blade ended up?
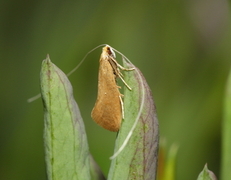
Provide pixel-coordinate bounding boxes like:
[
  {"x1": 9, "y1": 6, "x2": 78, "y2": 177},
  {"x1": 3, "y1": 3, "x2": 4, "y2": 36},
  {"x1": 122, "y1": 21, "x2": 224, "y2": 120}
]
[
  {"x1": 162, "y1": 144, "x2": 178, "y2": 180},
  {"x1": 221, "y1": 66, "x2": 231, "y2": 180}
]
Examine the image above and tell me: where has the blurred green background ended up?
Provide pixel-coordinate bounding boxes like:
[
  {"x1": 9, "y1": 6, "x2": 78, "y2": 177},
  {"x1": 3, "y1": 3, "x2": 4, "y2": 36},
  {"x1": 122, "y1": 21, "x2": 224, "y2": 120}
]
[{"x1": 1, "y1": 0, "x2": 230, "y2": 179}]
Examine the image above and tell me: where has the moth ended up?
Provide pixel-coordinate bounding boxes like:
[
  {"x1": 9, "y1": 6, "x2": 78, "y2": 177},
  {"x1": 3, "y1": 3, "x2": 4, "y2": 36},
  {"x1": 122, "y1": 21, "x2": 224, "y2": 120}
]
[{"x1": 91, "y1": 45, "x2": 134, "y2": 132}]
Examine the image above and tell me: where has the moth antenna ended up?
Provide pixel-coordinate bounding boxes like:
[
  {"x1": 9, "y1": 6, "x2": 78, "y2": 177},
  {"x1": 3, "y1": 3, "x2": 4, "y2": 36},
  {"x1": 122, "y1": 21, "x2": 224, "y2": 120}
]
[
  {"x1": 27, "y1": 93, "x2": 41, "y2": 103},
  {"x1": 109, "y1": 50, "x2": 145, "y2": 160},
  {"x1": 27, "y1": 44, "x2": 107, "y2": 103},
  {"x1": 119, "y1": 95, "x2": 124, "y2": 119},
  {"x1": 67, "y1": 44, "x2": 107, "y2": 76}
]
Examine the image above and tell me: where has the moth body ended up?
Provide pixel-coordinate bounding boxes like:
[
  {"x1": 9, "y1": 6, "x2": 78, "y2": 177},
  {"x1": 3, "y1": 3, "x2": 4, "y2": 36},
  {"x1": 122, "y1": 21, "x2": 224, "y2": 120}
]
[
  {"x1": 91, "y1": 46, "x2": 122, "y2": 131},
  {"x1": 91, "y1": 45, "x2": 134, "y2": 132}
]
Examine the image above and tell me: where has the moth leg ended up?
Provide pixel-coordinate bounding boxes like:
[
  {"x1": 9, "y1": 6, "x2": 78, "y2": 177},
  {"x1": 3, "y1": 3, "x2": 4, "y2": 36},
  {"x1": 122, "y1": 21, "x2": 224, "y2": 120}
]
[
  {"x1": 118, "y1": 70, "x2": 124, "y2": 77},
  {"x1": 109, "y1": 57, "x2": 134, "y2": 90},
  {"x1": 117, "y1": 63, "x2": 135, "y2": 72},
  {"x1": 119, "y1": 95, "x2": 124, "y2": 119},
  {"x1": 110, "y1": 57, "x2": 135, "y2": 71},
  {"x1": 118, "y1": 73, "x2": 132, "y2": 91}
]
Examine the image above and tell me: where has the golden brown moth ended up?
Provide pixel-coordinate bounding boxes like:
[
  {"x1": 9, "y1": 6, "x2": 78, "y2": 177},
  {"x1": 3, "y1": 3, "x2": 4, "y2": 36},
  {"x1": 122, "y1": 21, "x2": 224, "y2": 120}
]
[{"x1": 91, "y1": 45, "x2": 134, "y2": 132}]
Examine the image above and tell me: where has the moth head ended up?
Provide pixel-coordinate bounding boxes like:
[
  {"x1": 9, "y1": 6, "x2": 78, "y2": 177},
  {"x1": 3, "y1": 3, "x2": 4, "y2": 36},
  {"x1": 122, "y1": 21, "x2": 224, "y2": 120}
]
[{"x1": 104, "y1": 45, "x2": 116, "y2": 59}]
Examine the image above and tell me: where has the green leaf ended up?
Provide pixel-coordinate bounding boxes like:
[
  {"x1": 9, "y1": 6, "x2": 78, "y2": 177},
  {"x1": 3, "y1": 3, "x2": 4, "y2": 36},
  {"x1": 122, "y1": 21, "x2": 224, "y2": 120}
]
[
  {"x1": 40, "y1": 55, "x2": 92, "y2": 180},
  {"x1": 197, "y1": 164, "x2": 217, "y2": 180},
  {"x1": 108, "y1": 60, "x2": 159, "y2": 179},
  {"x1": 221, "y1": 66, "x2": 231, "y2": 180}
]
